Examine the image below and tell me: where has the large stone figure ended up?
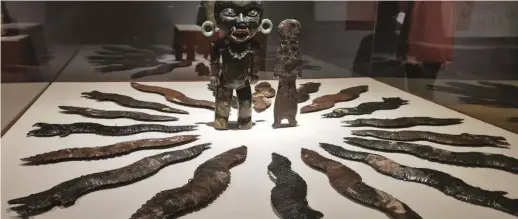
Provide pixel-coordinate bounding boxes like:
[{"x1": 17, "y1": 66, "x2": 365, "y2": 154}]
[
  {"x1": 201, "y1": 1, "x2": 272, "y2": 130},
  {"x1": 272, "y1": 19, "x2": 302, "y2": 128}
]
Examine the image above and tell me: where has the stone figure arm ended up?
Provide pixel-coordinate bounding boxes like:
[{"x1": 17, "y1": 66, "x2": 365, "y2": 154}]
[
  {"x1": 210, "y1": 39, "x2": 222, "y2": 86},
  {"x1": 293, "y1": 41, "x2": 303, "y2": 77},
  {"x1": 248, "y1": 39, "x2": 260, "y2": 84},
  {"x1": 294, "y1": 62, "x2": 303, "y2": 78}
]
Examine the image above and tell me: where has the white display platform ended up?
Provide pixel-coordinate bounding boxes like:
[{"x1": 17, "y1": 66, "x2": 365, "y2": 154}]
[{"x1": 2, "y1": 78, "x2": 518, "y2": 219}]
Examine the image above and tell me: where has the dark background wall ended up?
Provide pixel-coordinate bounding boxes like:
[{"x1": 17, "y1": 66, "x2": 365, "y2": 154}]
[
  {"x1": 3, "y1": 1, "x2": 517, "y2": 78},
  {"x1": 3, "y1": 1, "x2": 372, "y2": 73}
]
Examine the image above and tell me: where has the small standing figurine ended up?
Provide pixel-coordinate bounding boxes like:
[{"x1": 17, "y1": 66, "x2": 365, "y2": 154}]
[
  {"x1": 272, "y1": 19, "x2": 302, "y2": 129},
  {"x1": 201, "y1": 1, "x2": 272, "y2": 130}
]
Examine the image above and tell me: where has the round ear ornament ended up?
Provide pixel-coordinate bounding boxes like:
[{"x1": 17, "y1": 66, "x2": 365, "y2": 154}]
[
  {"x1": 259, "y1": 19, "x2": 273, "y2": 34},
  {"x1": 201, "y1": 20, "x2": 215, "y2": 37}
]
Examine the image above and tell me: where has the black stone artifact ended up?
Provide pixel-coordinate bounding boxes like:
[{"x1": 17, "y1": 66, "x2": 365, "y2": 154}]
[
  {"x1": 322, "y1": 97, "x2": 409, "y2": 118},
  {"x1": 342, "y1": 117, "x2": 464, "y2": 128},
  {"x1": 320, "y1": 142, "x2": 518, "y2": 217},
  {"x1": 130, "y1": 61, "x2": 192, "y2": 79},
  {"x1": 86, "y1": 45, "x2": 192, "y2": 79},
  {"x1": 201, "y1": 1, "x2": 273, "y2": 130},
  {"x1": 427, "y1": 81, "x2": 518, "y2": 108},
  {"x1": 300, "y1": 85, "x2": 368, "y2": 113},
  {"x1": 344, "y1": 137, "x2": 518, "y2": 174},
  {"x1": 351, "y1": 129, "x2": 510, "y2": 148},
  {"x1": 27, "y1": 122, "x2": 197, "y2": 137},
  {"x1": 252, "y1": 81, "x2": 276, "y2": 112},
  {"x1": 81, "y1": 90, "x2": 188, "y2": 114},
  {"x1": 21, "y1": 135, "x2": 200, "y2": 164},
  {"x1": 272, "y1": 19, "x2": 301, "y2": 128},
  {"x1": 301, "y1": 148, "x2": 422, "y2": 219},
  {"x1": 195, "y1": 62, "x2": 211, "y2": 76},
  {"x1": 7, "y1": 144, "x2": 211, "y2": 217},
  {"x1": 131, "y1": 145, "x2": 247, "y2": 219},
  {"x1": 131, "y1": 82, "x2": 216, "y2": 110},
  {"x1": 296, "y1": 82, "x2": 321, "y2": 103},
  {"x1": 268, "y1": 153, "x2": 324, "y2": 219},
  {"x1": 58, "y1": 106, "x2": 179, "y2": 122}
]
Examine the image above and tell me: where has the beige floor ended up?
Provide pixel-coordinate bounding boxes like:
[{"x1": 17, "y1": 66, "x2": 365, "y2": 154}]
[{"x1": 1, "y1": 82, "x2": 49, "y2": 134}]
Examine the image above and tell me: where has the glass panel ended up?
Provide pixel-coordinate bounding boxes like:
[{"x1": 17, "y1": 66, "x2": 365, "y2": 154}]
[
  {"x1": 2, "y1": 2, "x2": 518, "y2": 219},
  {"x1": 1, "y1": 1, "x2": 377, "y2": 132},
  {"x1": 371, "y1": 1, "x2": 518, "y2": 133}
]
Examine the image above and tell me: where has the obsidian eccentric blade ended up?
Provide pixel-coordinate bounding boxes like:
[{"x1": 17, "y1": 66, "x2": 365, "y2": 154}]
[
  {"x1": 27, "y1": 122, "x2": 197, "y2": 137},
  {"x1": 81, "y1": 90, "x2": 188, "y2": 114},
  {"x1": 300, "y1": 85, "x2": 368, "y2": 113},
  {"x1": 21, "y1": 135, "x2": 200, "y2": 164},
  {"x1": 342, "y1": 117, "x2": 464, "y2": 128},
  {"x1": 322, "y1": 97, "x2": 408, "y2": 118},
  {"x1": 301, "y1": 148, "x2": 422, "y2": 219},
  {"x1": 296, "y1": 82, "x2": 321, "y2": 103},
  {"x1": 268, "y1": 153, "x2": 324, "y2": 219},
  {"x1": 7, "y1": 144, "x2": 211, "y2": 217},
  {"x1": 58, "y1": 106, "x2": 178, "y2": 122},
  {"x1": 344, "y1": 137, "x2": 518, "y2": 174},
  {"x1": 131, "y1": 82, "x2": 215, "y2": 110},
  {"x1": 351, "y1": 129, "x2": 509, "y2": 148},
  {"x1": 131, "y1": 146, "x2": 247, "y2": 219},
  {"x1": 320, "y1": 142, "x2": 518, "y2": 217}
]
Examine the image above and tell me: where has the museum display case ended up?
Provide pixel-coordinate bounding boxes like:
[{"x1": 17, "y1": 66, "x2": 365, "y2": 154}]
[{"x1": 1, "y1": 1, "x2": 517, "y2": 219}]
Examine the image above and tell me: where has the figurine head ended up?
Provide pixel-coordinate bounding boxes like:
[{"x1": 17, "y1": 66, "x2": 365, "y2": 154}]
[
  {"x1": 267, "y1": 153, "x2": 292, "y2": 180},
  {"x1": 201, "y1": 1, "x2": 273, "y2": 42},
  {"x1": 277, "y1": 19, "x2": 301, "y2": 41},
  {"x1": 268, "y1": 153, "x2": 292, "y2": 170}
]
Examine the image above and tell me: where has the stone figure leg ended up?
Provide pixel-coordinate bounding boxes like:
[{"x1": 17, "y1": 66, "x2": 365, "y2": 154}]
[
  {"x1": 288, "y1": 113, "x2": 298, "y2": 127},
  {"x1": 272, "y1": 116, "x2": 282, "y2": 128},
  {"x1": 214, "y1": 85, "x2": 233, "y2": 130},
  {"x1": 272, "y1": 83, "x2": 283, "y2": 129},
  {"x1": 287, "y1": 81, "x2": 298, "y2": 127},
  {"x1": 236, "y1": 82, "x2": 253, "y2": 130}
]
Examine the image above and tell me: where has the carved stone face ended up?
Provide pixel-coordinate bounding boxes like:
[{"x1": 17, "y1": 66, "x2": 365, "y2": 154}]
[
  {"x1": 277, "y1": 19, "x2": 301, "y2": 41},
  {"x1": 214, "y1": 1, "x2": 263, "y2": 43}
]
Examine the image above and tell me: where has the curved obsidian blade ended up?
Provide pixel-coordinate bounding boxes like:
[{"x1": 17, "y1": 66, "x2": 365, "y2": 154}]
[
  {"x1": 342, "y1": 117, "x2": 464, "y2": 128},
  {"x1": 268, "y1": 153, "x2": 324, "y2": 219},
  {"x1": 131, "y1": 82, "x2": 215, "y2": 110},
  {"x1": 130, "y1": 146, "x2": 247, "y2": 219},
  {"x1": 344, "y1": 137, "x2": 518, "y2": 174},
  {"x1": 301, "y1": 148, "x2": 422, "y2": 219},
  {"x1": 7, "y1": 144, "x2": 211, "y2": 217},
  {"x1": 101, "y1": 45, "x2": 156, "y2": 54},
  {"x1": 252, "y1": 82, "x2": 275, "y2": 112},
  {"x1": 296, "y1": 82, "x2": 321, "y2": 103},
  {"x1": 320, "y1": 142, "x2": 518, "y2": 217},
  {"x1": 300, "y1": 85, "x2": 368, "y2": 113},
  {"x1": 130, "y1": 61, "x2": 192, "y2": 79},
  {"x1": 351, "y1": 129, "x2": 510, "y2": 148},
  {"x1": 81, "y1": 90, "x2": 188, "y2": 114},
  {"x1": 322, "y1": 97, "x2": 408, "y2": 118},
  {"x1": 21, "y1": 135, "x2": 200, "y2": 164},
  {"x1": 58, "y1": 106, "x2": 179, "y2": 122},
  {"x1": 26, "y1": 122, "x2": 197, "y2": 137}
]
